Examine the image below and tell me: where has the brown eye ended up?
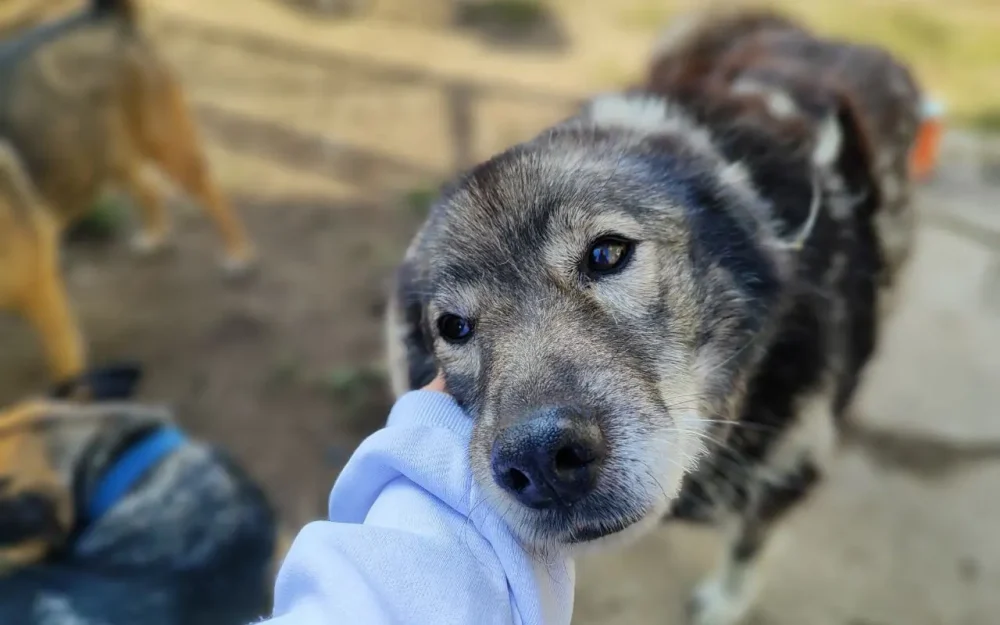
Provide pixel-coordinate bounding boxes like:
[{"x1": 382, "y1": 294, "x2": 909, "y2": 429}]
[
  {"x1": 586, "y1": 237, "x2": 634, "y2": 276},
  {"x1": 438, "y1": 314, "x2": 474, "y2": 344}
]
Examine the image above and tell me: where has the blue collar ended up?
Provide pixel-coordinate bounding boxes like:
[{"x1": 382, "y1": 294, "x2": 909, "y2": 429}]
[{"x1": 86, "y1": 427, "x2": 187, "y2": 522}]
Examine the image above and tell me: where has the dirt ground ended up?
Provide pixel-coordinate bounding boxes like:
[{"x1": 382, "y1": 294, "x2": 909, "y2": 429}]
[{"x1": 1, "y1": 1, "x2": 999, "y2": 623}]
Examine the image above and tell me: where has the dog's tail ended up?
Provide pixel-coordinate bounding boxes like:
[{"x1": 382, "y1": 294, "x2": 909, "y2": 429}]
[
  {"x1": 648, "y1": 8, "x2": 804, "y2": 88},
  {"x1": 91, "y1": 0, "x2": 137, "y2": 21}
]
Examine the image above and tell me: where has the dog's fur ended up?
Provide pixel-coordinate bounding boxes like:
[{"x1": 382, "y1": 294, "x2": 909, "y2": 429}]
[
  {"x1": 0, "y1": 0, "x2": 255, "y2": 383},
  {"x1": 0, "y1": 363, "x2": 276, "y2": 625},
  {"x1": 385, "y1": 9, "x2": 921, "y2": 624}
]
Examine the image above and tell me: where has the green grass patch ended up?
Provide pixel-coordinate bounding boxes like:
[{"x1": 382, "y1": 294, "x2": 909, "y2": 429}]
[
  {"x1": 616, "y1": 1, "x2": 677, "y2": 30},
  {"x1": 461, "y1": 0, "x2": 549, "y2": 28},
  {"x1": 965, "y1": 108, "x2": 1000, "y2": 134},
  {"x1": 66, "y1": 194, "x2": 130, "y2": 243},
  {"x1": 403, "y1": 185, "x2": 439, "y2": 219},
  {"x1": 319, "y1": 364, "x2": 386, "y2": 410}
]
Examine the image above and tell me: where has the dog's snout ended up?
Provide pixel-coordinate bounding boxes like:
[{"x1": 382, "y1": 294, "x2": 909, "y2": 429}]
[{"x1": 490, "y1": 407, "x2": 605, "y2": 509}]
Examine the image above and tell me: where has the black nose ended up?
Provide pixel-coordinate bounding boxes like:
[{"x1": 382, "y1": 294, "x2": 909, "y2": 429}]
[{"x1": 490, "y1": 407, "x2": 606, "y2": 509}]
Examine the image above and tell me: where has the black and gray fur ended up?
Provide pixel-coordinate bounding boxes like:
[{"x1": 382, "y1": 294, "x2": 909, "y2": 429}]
[
  {"x1": 385, "y1": 9, "x2": 921, "y2": 625},
  {"x1": 0, "y1": 365, "x2": 277, "y2": 625}
]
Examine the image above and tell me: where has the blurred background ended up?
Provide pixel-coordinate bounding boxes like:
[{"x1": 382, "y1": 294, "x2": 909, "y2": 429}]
[{"x1": 0, "y1": 0, "x2": 998, "y2": 623}]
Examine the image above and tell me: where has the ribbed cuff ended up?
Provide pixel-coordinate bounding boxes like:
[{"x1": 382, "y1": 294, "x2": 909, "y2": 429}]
[{"x1": 386, "y1": 390, "x2": 474, "y2": 439}]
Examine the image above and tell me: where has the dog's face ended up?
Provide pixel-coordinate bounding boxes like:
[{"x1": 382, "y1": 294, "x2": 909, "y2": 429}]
[
  {"x1": 0, "y1": 363, "x2": 161, "y2": 571},
  {"x1": 402, "y1": 119, "x2": 792, "y2": 550}
]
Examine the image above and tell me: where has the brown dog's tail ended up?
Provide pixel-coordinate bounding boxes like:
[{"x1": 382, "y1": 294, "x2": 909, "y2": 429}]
[{"x1": 91, "y1": 0, "x2": 137, "y2": 21}]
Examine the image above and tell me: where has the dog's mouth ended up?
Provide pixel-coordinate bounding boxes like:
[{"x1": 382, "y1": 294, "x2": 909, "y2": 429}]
[
  {"x1": 516, "y1": 498, "x2": 655, "y2": 547},
  {"x1": 564, "y1": 514, "x2": 645, "y2": 544}
]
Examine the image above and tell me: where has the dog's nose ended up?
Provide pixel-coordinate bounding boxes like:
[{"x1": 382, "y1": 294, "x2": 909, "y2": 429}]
[{"x1": 490, "y1": 407, "x2": 605, "y2": 509}]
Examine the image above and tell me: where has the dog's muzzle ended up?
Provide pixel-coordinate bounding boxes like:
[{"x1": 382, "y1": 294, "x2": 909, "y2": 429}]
[{"x1": 490, "y1": 407, "x2": 606, "y2": 509}]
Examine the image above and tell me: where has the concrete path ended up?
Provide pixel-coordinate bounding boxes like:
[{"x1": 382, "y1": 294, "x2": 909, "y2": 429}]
[{"x1": 574, "y1": 134, "x2": 1000, "y2": 625}]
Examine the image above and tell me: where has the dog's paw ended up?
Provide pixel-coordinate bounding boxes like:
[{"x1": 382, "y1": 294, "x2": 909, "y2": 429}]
[
  {"x1": 220, "y1": 250, "x2": 259, "y2": 282},
  {"x1": 130, "y1": 232, "x2": 173, "y2": 257},
  {"x1": 686, "y1": 576, "x2": 754, "y2": 625}
]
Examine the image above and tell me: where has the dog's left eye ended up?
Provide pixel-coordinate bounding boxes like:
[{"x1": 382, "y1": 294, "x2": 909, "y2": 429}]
[{"x1": 585, "y1": 236, "x2": 635, "y2": 276}]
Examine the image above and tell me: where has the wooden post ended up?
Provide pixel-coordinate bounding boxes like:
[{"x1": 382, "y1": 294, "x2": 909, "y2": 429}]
[{"x1": 446, "y1": 81, "x2": 475, "y2": 172}]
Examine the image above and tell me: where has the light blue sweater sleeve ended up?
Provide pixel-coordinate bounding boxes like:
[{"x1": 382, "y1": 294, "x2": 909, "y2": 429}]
[{"x1": 263, "y1": 390, "x2": 575, "y2": 625}]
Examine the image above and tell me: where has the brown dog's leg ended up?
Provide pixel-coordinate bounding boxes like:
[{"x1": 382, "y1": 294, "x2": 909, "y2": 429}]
[
  {"x1": 0, "y1": 143, "x2": 85, "y2": 382},
  {"x1": 138, "y1": 78, "x2": 255, "y2": 276},
  {"x1": 120, "y1": 164, "x2": 172, "y2": 256},
  {"x1": 19, "y1": 220, "x2": 86, "y2": 383}
]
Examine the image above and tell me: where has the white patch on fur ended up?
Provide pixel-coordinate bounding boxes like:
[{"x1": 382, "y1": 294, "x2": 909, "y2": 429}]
[
  {"x1": 646, "y1": 377, "x2": 712, "y2": 507},
  {"x1": 825, "y1": 174, "x2": 855, "y2": 222},
  {"x1": 689, "y1": 556, "x2": 759, "y2": 625},
  {"x1": 732, "y1": 79, "x2": 800, "y2": 119},
  {"x1": 583, "y1": 94, "x2": 771, "y2": 242},
  {"x1": 717, "y1": 161, "x2": 752, "y2": 192},
  {"x1": 587, "y1": 93, "x2": 672, "y2": 132},
  {"x1": 585, "y1": 93, "x2": 718, "y2": 159},
  {"x1": 811, "y1": 115, "x2": 843, "y2": 169},
  {"x1": 34, "y1": 593, "x2": 99, "y2": 625},
  {"x1": 129, "y1": 231, "x2": 171, "y2": 255},
  {"x1": 762, "y1": 387, "x2": 837, "y2": 481}
]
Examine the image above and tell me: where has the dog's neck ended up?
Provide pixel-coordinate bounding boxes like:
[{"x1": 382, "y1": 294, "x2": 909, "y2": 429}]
[{"x1": 73, "y1": 420, "x2": 185, "y2": 527}]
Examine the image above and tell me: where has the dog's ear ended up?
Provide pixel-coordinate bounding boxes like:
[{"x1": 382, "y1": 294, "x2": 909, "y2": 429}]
[
  {"x1": 49, "y1": 362, "x2": 145, "y2": 403},
  {"x1": 0, "y1": 404, "x2": 75, "y2": 570},
  {"x1": 386, "y1": 260, "x2": 437, "y2": 397},
  {"x1": 0, "y1": 479, "x2": 65, "y2": 549}
]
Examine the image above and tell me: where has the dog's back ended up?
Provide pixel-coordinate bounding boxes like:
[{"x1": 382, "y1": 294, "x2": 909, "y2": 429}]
[
  {"x1": 0, "y1": 0, "x2": 182, "y2": 221},
  {"x1": 0, "y1": 0, "x2": 140, "y2": 220},
  {"x1": 648, "y1": 8, "x2": 922, "y2": 302}
]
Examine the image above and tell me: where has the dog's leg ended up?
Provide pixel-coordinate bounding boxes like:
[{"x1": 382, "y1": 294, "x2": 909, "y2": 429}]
[
  {"x1": 0, "y1": 142, "x2": 85, "y2": 382},
  {"x1": 119, "y1": 165, "x2": 172, "y2": 256},
  {"x1": 19, "y1": 219, "x2": 86, "y2": 383},
  {"x1": 687, "y1": 461, "x2": 821, "y2": 625},
  {"x1": 163, "y1": 150, "x2": 255, "y2": 277},
  {"x1": 141, "y1": 80, "x2": 255, "y2": 277},
  {"x1": 689, "y1": 392, "x2": 836, "y2": 625}
]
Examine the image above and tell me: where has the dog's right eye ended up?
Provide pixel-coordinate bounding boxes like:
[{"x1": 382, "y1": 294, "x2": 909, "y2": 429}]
[{"x1": 438, "y1": 314, "x2": 475, "y2": 344}]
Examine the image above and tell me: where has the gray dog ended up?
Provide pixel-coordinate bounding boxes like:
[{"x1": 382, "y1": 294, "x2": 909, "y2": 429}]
[
  {"x1": 385, "y1": 9, "x2": 922, "y2": 625},
  {"x1": 0, "y1": 364, "x2": 277, "y2": 625}
]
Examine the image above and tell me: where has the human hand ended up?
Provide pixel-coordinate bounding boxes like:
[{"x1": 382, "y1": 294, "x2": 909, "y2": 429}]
[{"x1": 421, "y1": 373, "x2": 447, "y2": 394}]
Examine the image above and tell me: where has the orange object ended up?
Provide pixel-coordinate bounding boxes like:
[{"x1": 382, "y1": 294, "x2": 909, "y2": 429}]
[{"x1": 910, "y1": 98, "x2": 944, "y2": 182}]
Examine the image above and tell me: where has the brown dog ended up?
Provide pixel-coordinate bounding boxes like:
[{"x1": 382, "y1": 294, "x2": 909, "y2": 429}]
[{"x1": 0, "y1": 0, "x2": 255, "y2": 383}]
